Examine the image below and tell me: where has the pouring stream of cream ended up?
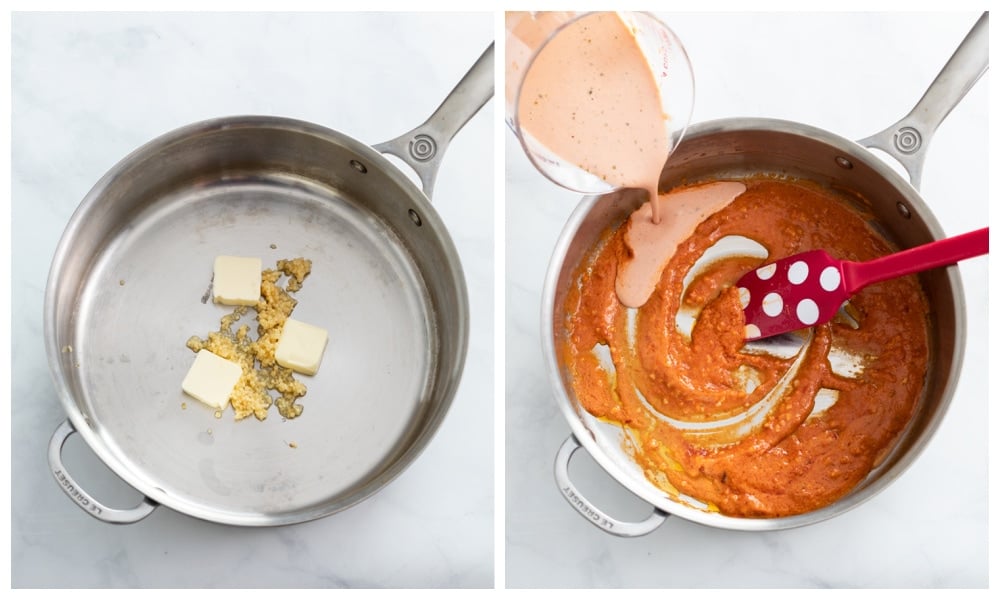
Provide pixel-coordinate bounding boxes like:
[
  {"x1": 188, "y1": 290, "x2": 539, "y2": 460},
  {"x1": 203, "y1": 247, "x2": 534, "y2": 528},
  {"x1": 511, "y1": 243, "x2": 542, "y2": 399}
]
[{"x1": 518, "y1": 12, "x2": 742, "y2": 307}]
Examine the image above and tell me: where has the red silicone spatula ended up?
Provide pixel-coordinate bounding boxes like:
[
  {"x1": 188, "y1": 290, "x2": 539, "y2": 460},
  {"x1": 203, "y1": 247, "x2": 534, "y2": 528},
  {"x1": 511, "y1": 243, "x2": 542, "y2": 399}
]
[{"x1": 737, "y1": 227, "x2": 988, "y2": 341}]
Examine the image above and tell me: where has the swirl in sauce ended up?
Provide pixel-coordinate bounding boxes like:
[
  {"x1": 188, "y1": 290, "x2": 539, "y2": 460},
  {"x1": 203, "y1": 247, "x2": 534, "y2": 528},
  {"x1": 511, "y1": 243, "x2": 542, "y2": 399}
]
[{"x1": 560, "y1": 178, "x2": 929, "y2": 517}]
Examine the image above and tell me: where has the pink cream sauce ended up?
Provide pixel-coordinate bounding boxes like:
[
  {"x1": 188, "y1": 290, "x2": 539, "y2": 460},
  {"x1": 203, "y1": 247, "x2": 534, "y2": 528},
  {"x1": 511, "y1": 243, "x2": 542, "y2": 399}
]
[
  {"x1": 617, "y1": 182, "x2": 746, "y2": 307},
  {"x1": 516, "y1": 12, "x2": 745, "y2": 307},
  {"x1": 517, "y1": 12, "x2": 667, "y2": 219}
]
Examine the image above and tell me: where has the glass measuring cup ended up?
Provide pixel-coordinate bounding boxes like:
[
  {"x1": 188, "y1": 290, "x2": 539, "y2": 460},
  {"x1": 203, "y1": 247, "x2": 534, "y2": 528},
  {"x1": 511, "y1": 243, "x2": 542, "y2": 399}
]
[{"x1": 505, "y1": 11, "x2": 695, "y2": 195}]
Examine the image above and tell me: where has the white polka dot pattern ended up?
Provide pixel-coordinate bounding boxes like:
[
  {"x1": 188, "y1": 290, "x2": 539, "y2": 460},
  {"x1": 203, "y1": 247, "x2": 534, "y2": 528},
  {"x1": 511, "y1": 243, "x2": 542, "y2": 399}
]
[
  {"x1": 796, "y1": 298, "x2": 819, "y2": 325},
  {"x1": 762, "y1": 292, "x2": 783, "y2": 317},
  {"x1": 820, "y1": 266, "x2": 841, "y2": 291},
  {"x1": 737, "y1": 287, "x2": 750, "y2": 309},
  {"x1": 788, "y1": 260, "x2": 808, "y2": 284},
  {"x1": 737, "y1": 249, "x2": 846, "y2": 340},
  {"x1": 756, "y1": 263, "x2": 776, "y2": 280}
]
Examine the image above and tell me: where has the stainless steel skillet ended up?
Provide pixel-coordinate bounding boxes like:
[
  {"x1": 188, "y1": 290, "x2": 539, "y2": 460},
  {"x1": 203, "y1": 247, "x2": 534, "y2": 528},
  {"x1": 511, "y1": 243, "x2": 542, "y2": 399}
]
[
  {"x1": 544, "y1": 14, "x2": 987, "y2": 536},
  {"x1": 45, "y1": 44, "x2": 493, "y2": 526}
]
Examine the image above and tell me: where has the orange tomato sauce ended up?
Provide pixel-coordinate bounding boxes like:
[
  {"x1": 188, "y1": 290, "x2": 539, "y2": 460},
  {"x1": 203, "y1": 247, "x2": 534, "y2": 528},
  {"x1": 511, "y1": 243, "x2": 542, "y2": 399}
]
[{"x1": 559, "y1": 178, "x2": 929, "y2": 517}]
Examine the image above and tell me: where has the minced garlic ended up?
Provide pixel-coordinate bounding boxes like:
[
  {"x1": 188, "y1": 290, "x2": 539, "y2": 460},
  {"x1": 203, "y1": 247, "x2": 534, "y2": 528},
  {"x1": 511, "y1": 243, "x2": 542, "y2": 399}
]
[{"x1": 185, "y1": 257, "x2": 313, "y2": 421}]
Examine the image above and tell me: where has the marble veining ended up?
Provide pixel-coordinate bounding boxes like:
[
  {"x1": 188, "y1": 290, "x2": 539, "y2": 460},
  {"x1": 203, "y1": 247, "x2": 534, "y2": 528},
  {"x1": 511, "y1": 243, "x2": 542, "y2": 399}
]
[
  {"x1": 11, "y1": 11, "x2": 493, "y2": 589},
  {"x1": 505, "y1": 12, "x2": 987, "y2": 589}
]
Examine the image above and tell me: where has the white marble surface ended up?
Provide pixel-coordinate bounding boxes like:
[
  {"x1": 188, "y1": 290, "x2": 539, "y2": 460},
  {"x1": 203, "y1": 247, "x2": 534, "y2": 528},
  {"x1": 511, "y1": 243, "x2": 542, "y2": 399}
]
[
  {"x1": 506, "y1": 12, "x2": 989, "y2": 588},
  {"x1": 11, "y1": 12, "x2": 493, "y2": 588}
]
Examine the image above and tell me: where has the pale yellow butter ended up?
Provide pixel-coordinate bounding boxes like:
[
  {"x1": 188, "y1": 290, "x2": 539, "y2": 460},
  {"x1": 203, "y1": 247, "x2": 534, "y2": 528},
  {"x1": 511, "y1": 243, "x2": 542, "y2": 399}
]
[
  {"x1": 182, "y1": 349, "x2": 243, "y2": 409},
  {"x1": 213, "y1": 255, "x2": 262, "y2": 306},
  {"x1": 275, "y1": 318, "x2": 328, "y2": 376}
]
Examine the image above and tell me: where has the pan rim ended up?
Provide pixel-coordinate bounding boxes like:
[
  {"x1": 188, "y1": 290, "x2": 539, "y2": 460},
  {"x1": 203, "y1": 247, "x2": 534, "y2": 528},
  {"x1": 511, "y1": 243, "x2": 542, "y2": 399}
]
[
  {"x1": 541, "y1": 116, "x2": 966, "y2": 531},
  {"x1": 43, "y1": 115, "x2": 470, "y2": 526}
]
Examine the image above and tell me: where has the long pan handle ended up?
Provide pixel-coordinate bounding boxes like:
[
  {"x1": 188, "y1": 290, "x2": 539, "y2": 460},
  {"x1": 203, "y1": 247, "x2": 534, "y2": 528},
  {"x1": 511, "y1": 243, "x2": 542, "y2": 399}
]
[
  {"x1": 374, "y1": 42, "x2": 494, "y2": 200},
  {"x1": 857, "y1": 12, "x2": 988, "y2": 190}
]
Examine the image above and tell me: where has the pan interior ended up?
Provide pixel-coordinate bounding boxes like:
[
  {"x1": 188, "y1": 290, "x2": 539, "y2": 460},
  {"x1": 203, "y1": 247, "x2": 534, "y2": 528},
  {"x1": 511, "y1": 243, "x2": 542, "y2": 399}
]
[
  {"x1": 548, "y1": 121, "x2": 962, "y2": 528},
  {"x1": 49, "y1": 119, "x2": 466, "y2": 524}
]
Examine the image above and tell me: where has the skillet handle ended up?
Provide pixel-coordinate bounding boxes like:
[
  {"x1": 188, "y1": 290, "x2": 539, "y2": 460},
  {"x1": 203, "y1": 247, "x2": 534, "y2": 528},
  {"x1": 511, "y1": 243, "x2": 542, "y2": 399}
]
[
  {"x1": 554, "y1": 435, "x2": 669, "y2": 537},
  {"x1": 48, "y1": 419, "x2": 158, "y2": 524},
  {"x1": 373, "y1": 42, "x2": 494, "y2": 200},
  {"x1": 857, "y1": 12, "x2": 988, "y2": 190}
]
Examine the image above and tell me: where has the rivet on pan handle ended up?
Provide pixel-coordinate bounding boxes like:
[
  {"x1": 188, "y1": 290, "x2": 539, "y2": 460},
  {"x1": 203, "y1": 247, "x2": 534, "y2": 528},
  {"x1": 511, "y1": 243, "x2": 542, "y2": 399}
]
[
  {"x1": 554, "y1": 435, "x2": 669, "y2": 537},
  {"x1": 374, "y1": 42, "x2": 494, "y2": 200},
  {"x1": 48, "y1": 419, "x2": 158, "y2": 524},
  {"x1": 857, "y1": 12, "x2": 988, "y2": 190}
]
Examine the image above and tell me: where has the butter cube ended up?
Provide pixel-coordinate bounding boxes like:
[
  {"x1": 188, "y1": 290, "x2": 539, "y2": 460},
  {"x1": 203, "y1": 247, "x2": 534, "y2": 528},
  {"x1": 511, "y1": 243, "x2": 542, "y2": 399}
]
[
  {"x1": 213, "y1": 255, "x2": 262, "y2": 306},
  {"x1": 275, "y1": 318, "x2": 329, "y2": 375},
  {"x1": 182, "y1": 349, "x2": 243, "y2": 409}
]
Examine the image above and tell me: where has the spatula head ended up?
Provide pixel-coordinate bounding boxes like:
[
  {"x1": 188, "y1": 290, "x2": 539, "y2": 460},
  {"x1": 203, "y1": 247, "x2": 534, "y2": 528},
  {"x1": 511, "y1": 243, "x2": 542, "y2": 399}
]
[{"x1": 735, "y1": 249, "x2": 848, "y2": 341}]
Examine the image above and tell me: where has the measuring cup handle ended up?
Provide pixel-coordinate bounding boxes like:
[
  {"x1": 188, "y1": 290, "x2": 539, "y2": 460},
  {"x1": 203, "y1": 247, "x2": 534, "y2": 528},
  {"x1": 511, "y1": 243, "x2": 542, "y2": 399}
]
[
  {"x1": 554, "y1": 435, "x2": 669, "y2": 537},
  {"x1": 857, "y1": 12, "x2": 988, "y2": 190},
  {"x1": 374, "y1": 42, "x2": 494, "y2": 200},
  {"x1": 48, "y1": 419, "x2": 158, "y2": 524}
]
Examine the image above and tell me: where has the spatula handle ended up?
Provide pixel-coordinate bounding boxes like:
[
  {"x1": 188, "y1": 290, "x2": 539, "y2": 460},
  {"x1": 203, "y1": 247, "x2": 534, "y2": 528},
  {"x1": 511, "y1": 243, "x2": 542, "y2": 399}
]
[{"x1": 843, "y1": 227, "x2": 988, "y2": 294}]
